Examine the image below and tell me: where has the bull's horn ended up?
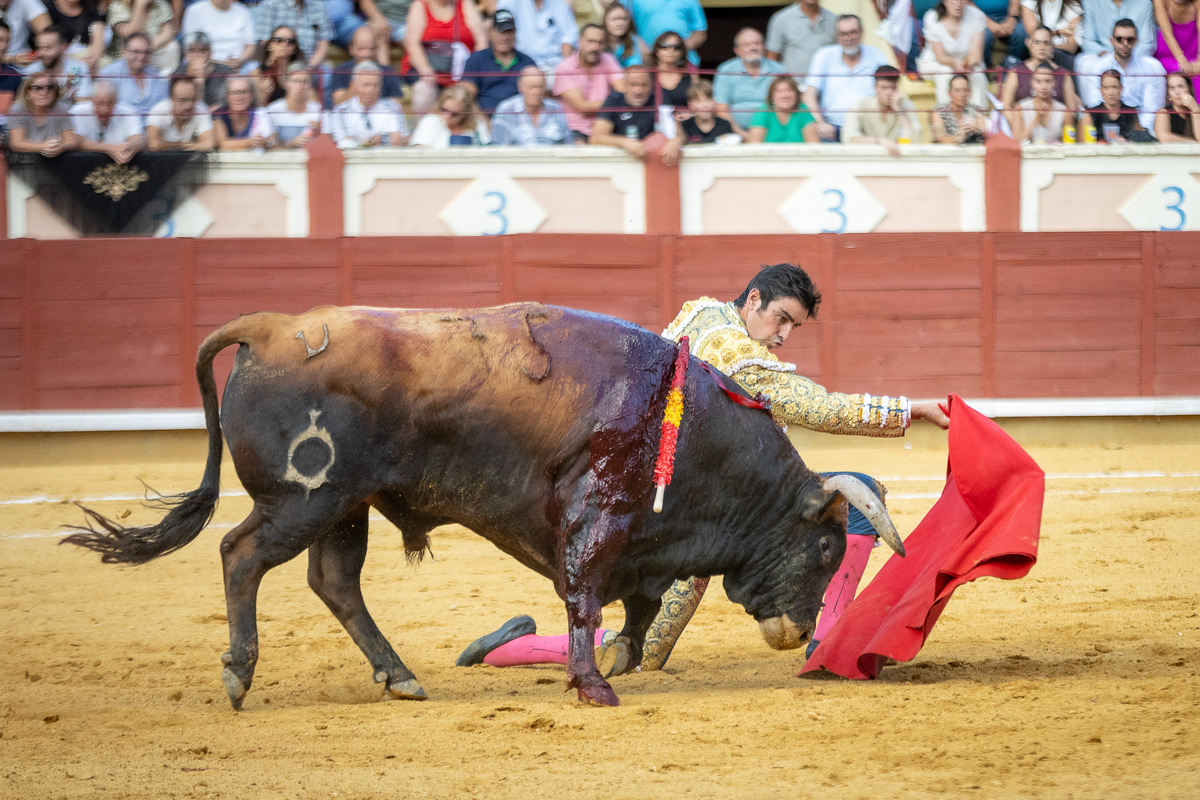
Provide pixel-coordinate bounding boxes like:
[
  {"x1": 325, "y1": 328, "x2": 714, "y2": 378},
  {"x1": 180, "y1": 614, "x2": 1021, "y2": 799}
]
[{"x1": 822, "y1": 474, "x2": 906, "y2": 558}]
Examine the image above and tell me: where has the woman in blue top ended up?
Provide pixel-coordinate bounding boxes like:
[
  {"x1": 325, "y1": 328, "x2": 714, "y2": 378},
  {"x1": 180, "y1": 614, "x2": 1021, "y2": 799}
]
[
  {"x1": 746, "y1": 75, "x2": 817, "y2": 143},
  {"x1": 603, "y1": 3, "x2": 649, "y2": 67}
]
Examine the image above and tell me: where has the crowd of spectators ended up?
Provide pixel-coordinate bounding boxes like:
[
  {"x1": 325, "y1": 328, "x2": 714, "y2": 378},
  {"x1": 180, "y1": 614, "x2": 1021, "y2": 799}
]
[{"x1": 0, "y1": 0, "x2": 1198, "y2": 159}]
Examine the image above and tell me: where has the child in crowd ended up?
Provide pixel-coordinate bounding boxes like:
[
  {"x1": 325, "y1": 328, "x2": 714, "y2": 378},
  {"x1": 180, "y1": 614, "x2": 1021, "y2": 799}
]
[{"x1": 679, "y1": 79, "x2": 734, "y2": 144}]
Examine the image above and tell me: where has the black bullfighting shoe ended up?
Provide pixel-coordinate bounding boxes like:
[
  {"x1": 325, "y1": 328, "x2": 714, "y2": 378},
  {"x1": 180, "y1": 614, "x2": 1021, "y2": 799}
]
[{"x1": 455, "y1": 615, "x2": 537, "y2": 666}]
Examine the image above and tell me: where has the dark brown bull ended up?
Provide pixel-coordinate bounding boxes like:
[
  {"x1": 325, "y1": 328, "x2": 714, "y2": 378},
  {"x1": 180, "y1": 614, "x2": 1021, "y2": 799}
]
[{"x1": 65, "y1": 303, "x2": 896, "y2": 707}]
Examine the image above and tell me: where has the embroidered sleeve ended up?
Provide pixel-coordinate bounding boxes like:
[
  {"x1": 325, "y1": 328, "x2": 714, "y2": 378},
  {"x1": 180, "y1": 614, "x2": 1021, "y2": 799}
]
[{"x1": 734, "y1": 367, "x2": 910, "y2": 437}]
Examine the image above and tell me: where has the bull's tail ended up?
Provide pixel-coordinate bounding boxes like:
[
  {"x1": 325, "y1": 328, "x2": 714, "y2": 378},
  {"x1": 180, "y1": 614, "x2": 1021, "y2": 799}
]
[{"x1": 62, "y1": 320, "x2": 251, "y2": 564}]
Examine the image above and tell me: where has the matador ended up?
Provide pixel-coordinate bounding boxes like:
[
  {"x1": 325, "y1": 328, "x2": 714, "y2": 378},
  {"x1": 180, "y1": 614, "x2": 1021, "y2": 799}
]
[{"x1": 456, "y1": 263, "x2": 951, "y2": 671}]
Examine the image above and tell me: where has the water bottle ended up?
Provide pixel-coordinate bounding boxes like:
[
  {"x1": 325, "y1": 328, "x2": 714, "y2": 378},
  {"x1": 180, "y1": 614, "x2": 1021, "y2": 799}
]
[{"x1": 625, "y1": 124, "x2": 638, "y2": 140}]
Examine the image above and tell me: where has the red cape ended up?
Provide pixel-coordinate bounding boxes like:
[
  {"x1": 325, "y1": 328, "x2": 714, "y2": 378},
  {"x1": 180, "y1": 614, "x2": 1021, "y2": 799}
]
[{"x1": 799, "y1": 394, "x2": 1044, "y2": 680}]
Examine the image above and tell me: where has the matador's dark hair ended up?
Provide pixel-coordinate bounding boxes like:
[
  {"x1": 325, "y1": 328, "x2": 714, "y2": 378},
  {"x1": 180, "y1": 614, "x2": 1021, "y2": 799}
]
[{"x1": 733, "y1": 263, "x2": 822, "y2": 319}]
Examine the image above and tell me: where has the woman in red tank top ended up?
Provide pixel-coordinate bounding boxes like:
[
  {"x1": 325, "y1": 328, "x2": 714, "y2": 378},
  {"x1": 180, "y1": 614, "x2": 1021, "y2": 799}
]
[{"x1": 402, "y1": 0, "x2": 486, "y2": 114}]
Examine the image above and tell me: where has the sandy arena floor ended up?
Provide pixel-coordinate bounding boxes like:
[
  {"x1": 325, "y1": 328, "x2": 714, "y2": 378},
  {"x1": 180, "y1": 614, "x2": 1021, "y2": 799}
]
[{"x1": 1, "y1": 421, "x2": 1198, "y2": 799}]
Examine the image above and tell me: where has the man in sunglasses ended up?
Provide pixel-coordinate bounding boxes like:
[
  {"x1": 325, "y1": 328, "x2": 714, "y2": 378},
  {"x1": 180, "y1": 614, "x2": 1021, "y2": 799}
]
[
  {"x1": 1076, "y1": 18, "x2": 1165, "y2": 129},
  {"x1": 1078, "y1": 0, "x2": 1155, "y2": 63},
  {"x1": 181, "y1": 0, "x2": 257, "y2": 72}
]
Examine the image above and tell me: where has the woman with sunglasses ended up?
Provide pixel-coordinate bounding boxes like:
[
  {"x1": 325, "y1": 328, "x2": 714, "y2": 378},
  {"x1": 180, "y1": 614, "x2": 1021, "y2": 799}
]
[
  {"x1": 650, "y1": 31, "x2": 693, "y2": 109},
  {"x1": 409, "y1": 82, "x2": 489, "y2": 146},
  {"x1": 1156, "y1": 70, "x2": 1200, "y2": 142},
  {"x1": 603, "y1": 3, "x2": 648, "y2": 68},
  {"x1": 7, "y1": 72, "x2": 80, "y2": 157},
  {"x1": 253, "y1": 26, "x2": 308, "y2": 105},
  {"x1": 1001, "y1": 24, "x2": 1080, "y2": 132}
]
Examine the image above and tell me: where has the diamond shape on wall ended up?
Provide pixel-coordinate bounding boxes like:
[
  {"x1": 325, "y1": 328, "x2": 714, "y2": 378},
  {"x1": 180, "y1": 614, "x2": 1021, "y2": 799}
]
[
  {"x1": 439, "y1": 175, "x2": 548, "y2": 236},
  {"x1": 1119, "y1": 172, "x2": 1199, "y2": 232},
  {"x1": 779, "y1": 174, "x2": 886, "y2": 234}
]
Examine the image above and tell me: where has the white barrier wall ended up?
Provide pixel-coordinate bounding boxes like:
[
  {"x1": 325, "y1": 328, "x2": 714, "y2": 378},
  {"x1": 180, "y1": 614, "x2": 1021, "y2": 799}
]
[
  {"x1": 1020, "y1": 144, "x2": 1200, "y2": 232},
  {"x1": 340, "y1": 148, "x2": 647, "y2": 236},
  {"x1": 677, "y1": 144, "x2": 988, "y2": 235}
]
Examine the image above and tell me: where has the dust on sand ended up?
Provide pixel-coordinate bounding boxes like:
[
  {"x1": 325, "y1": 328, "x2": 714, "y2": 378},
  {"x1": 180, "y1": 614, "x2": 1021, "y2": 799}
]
[{"x1": 1, "y1": 424, "x2": 1197, "y2": 799}]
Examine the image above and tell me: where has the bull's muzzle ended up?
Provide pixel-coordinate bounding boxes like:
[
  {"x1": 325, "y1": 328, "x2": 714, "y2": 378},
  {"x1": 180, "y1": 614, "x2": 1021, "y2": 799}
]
[{"x1": 758, "y1": 615, "x2": 811, "y2": 651}]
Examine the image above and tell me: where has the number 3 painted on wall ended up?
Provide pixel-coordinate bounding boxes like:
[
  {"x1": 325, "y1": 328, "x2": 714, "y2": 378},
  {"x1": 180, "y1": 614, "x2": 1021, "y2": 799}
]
[
  {"x1": 483, "y1": 190, "x2": 508, "y2": 236},
  {"x1": 822, "y1": 188, "x2": 847, "y2": 234},
  {"x1": 1161, "y1": 186, "x2": 1186, "y2": 232}
]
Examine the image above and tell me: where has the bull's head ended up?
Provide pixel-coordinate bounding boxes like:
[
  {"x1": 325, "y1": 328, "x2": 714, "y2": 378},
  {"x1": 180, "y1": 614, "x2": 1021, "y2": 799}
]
[{"x1": 724, "y1": 475, "x2": 904, "y2": 652}]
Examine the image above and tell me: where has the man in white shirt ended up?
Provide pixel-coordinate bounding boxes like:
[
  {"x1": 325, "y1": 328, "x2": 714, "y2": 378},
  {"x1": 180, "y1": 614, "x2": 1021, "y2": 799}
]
[
  {"x1": 24, "y1": 25, "x2": 90, "y2": 102},
  {"x1": 801, "y1": 14, "x2": 887, "y2": 141},
  {"x1": 72, "y1": 80, "x2": 145, "y2": 163},
  {"x1": 0, "y1": 0, "x2": 49, "y2": 63},
  {"x1": 1076, "y1": 18, "x2": 1165, "y2": 128},
  {"x1": 496, "y1": 0, "x2": 578, "y2": 78},
  {"x1": 181, "y1": 0, "x2": 257, "y2": 71},
  {"x1": 146, "y1": 75, "x2": 215, "y2": 151},
  {"x1": 327, "y1": 61, "x2": 409, "y2": 147}
]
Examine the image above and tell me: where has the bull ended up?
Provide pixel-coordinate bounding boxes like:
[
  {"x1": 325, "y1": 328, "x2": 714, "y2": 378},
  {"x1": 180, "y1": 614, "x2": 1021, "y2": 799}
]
[{"x1": 65, "y1": 303, "x2": 901, "y2": 707}]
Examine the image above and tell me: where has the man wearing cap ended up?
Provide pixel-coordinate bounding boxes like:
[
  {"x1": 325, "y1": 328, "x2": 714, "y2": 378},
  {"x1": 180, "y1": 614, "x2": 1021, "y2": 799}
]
[
  {"x1": 495, "y1": 0, "x2": 579, "y2": 77},
  {"x1": 462, "y1": 9, "x2": 537, "y2": 113}
]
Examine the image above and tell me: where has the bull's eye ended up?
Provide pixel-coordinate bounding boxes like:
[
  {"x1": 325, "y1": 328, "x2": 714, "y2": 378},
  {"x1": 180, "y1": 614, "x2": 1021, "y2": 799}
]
[{"x1": 819, "y1": 537, "x2": 831, "y2": 555}]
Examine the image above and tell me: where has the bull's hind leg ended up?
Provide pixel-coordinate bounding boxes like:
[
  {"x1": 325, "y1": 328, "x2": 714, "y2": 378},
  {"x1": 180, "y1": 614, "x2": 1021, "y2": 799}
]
[
  {"x1": 220, "y1": 499, "x2": 353, "y2": 710},
  {"x1": 307, "y1": 503, "x2": 426, "y2": 701}
]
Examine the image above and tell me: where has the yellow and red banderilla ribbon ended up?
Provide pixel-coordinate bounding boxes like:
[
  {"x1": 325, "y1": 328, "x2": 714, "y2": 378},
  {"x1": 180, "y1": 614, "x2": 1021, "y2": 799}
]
[{"x1": 653, "y1": 336, "x2": 689, "y2": 513}]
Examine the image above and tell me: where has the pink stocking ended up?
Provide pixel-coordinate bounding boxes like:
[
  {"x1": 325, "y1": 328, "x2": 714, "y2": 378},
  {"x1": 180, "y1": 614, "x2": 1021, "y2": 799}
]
[
  {"x1": 813, "y1": 535, "x2": 875, "y2": 641},
  {"x1": 482, "y1": 629, "x2": 610, "y2": 667}
]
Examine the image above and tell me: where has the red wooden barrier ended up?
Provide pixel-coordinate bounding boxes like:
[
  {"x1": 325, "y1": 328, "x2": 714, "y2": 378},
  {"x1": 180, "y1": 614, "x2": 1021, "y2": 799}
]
[{"x1": 2, "y1": 232, "x2": 1198, "y2": 410}]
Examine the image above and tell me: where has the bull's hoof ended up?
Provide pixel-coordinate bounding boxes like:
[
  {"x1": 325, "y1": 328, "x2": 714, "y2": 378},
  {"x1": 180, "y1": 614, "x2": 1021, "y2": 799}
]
[
  {"x1": 385, "y1": 678, "x2": 428, "y2": 701},
  {"x1": 597, "y1": 636, "x2": 633, "y2": 678},
  {"x1": 577, "y1": 681, "x2": 620, "y2": 707},
  {"x1": 222, "y1": 667, "x2": 247, "y2": 711}
]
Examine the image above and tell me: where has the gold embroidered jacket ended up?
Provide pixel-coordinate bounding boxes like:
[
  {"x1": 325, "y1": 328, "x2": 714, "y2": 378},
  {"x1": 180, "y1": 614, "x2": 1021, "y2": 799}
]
[{"x1": 662, "y1": 298, "x2": 909, "y2": 437}]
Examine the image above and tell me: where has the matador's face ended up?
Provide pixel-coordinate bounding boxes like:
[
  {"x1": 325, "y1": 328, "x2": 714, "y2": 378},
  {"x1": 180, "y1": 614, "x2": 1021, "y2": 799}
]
[{"x1": 739, "y1": 290, "x2": 806, "y2": 350}]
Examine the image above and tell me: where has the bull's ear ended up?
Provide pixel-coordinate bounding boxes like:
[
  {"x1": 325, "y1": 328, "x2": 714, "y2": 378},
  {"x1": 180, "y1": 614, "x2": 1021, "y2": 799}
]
[{"x1": 799, "y1": 487, "x2": 847, "y2": 523}]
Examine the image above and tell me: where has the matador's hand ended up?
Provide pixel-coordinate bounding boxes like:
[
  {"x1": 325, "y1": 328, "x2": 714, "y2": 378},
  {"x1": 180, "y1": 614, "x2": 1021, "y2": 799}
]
[{"x1": 911, "y1": 399, "x2": 950, "y2": 429}]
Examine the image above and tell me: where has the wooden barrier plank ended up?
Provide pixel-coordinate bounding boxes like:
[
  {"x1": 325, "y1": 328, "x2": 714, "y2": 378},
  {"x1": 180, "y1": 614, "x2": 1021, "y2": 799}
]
[
  {"x1": 37, "y1": 328, "x2": 178, "y2": 359},
  {"x1": 996, "y1": 262, "x2": 1140, "y2": 296},
  {"x1": 1156, "y1": 344, "x2": 1200, "y2": 374},
  {"x1": 993, "y1": 232, "x2": 1143, "y2": 262},
  {"x1": 514, "y1": 234, "x2": 658, "y2": 266},
  {"x1": 1157, "y1": 374, "x2": 1200, "y2": 394},
  {"x1": 1156, "y1": 288, "x2": 1200, "y2": 319},
  {"x1": 835, "y1": 318, "x2": 981, "y2": 347},
  {"x1": 837, "y1": 346, "x2": 981, "y2": 377},
  {"x1": 999, "y1": 376, "x2": 1142, "y2": 396},
  {"x1": 514, "y1": 265, "x2": 661, "y2": 298},
  {"x1": 994, "y1": 349, "x2": 1140, "y2": 381},
  {"x1": 1156, "y1": 317, "x2": 1200, "y2": 344},
  {"x1": 836, "y1": 289, "x2": 981, "y2": 319},
  {"x1": 0, "y1": 329, "x2": 18, "y2": 358},
  {"x1": 38, "y1": 385, "x2": 184, "y2": 409},
  {"x1": 36, "y1": 354, "x2": 180, "y2": 390},
  {"x1": 996, "y1": 293, "x2": 1124, "y2": 321},
  {"x1": 994, "y1": 320, "x2": 1139, "y2": 352}
]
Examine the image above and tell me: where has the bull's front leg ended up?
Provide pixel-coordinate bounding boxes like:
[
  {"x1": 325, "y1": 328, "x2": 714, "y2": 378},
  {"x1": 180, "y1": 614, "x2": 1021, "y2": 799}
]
[
  {"x1": 598, "y1": 594, "x2": 661, "y2": 678},
  {"x1": 561, "y1": 508, "x2": 634, "y2": 707}
]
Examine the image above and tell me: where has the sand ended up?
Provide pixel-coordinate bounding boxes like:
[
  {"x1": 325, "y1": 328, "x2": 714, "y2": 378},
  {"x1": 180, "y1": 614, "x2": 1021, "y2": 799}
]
[{"x1": 1, "y1": 422, "x2": 1198, "y2": 799}]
